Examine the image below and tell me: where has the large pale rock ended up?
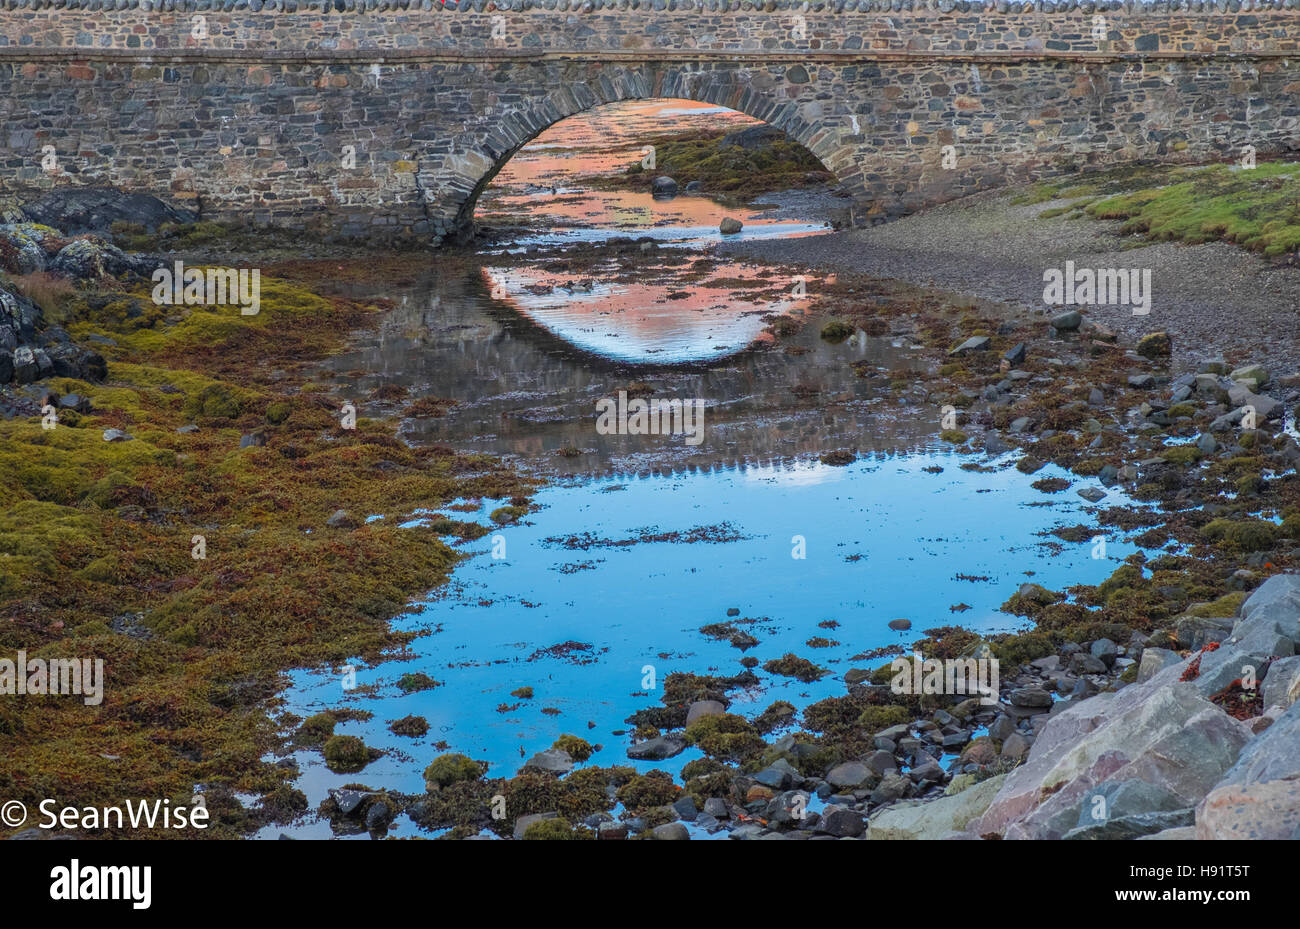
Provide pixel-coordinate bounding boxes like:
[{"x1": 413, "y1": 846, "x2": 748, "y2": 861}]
[
  {"x1": 969, "y1": 665, "x2": 1251, "y2": 840},
  {"x1": 868, "y1": 774, "x2": 1006, "y2": 840},
  {"x1": 1261, "y1": 655, "x2": 1300, "y2": 710},
  {"x1": 1196, "y1": 701, "x2": 1300, "y2": 840},
  {"x1": 1137, "y1": 647, "x2": 1184, "y2": 683},
  {"x1": 1239, "y1": 574, "x2": 1300, "y2": 642}
]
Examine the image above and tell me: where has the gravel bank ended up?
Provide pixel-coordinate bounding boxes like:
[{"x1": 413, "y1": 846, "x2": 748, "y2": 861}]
[{"x1": 721, "y1": 187, "x2": 1300, "y2": 400}]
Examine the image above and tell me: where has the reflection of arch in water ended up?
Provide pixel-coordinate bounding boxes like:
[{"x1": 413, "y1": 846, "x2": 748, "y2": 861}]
[{"x1": 476, "y1": 264, "x2": 802, "y2": 370}]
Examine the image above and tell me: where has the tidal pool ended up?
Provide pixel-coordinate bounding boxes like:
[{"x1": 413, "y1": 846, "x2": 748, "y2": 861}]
[{"x1": 262, "y1": 453, "x2": 1140, "y2": 838}]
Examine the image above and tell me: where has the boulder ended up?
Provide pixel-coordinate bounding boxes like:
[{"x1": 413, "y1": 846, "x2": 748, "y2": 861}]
[
  {"x1": 1137, "y1": 647, "x2": 1184, "y2": 683},
  {"x1": 817, "y1": 805, "x2": 865, "y2": 837},
  {"x1": 685, "y1": 700, "x2": 725, "y2": 725},
  {"x1": 1261, "y1": 655, "x2": 1300, "y2": 710},
  {"x1": 1196, "y1": 701, "x2": 1300, "y2": 839},
  {"x1": 650, "y1": 176, "x2": 678, "y2": 198},
  {"x1": 626, "y1": 735, "x2": 686, "y2": 760},
  {"x1": 22, "y1": 187, "x2": 196, "y2": 234},
  {"x1": 651, "y1": 822, "x2": 689, "y2": 840},
  {"x1": 970, "y1": 667, "x2": 1251, "y2": 840},
  {"x1": 826, "y1": 760, "x2": 873, "y2": 790},
  {"x1": 1050, "y1": 310, "x2": 1082, "y2": 332},
  {"x1": 868, "y1": 774, "x2": 1006, "y2": 840},
  {"x1": 1136, "y1": 331, "x2": 1172, "y2": 359},
  {"x1": 719, "y1": 217, "x2": 743, "y2": 235},
  {"x1": 522, "y1": 748, "x2": 574, "y2": 775}
]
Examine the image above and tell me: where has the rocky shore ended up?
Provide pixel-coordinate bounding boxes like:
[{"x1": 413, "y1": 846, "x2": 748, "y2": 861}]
[{"x1": 4, "y1": 180, "x2": 1298, "y2": 840}]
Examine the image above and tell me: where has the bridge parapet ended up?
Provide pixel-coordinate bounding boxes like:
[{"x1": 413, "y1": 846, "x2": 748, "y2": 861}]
[{"x1": 3, "y1": 7, "x2": 1300, "y2": 58}]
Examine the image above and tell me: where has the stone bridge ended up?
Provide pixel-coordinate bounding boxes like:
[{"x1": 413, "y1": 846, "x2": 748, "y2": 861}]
[{"x1": 3, "y1": 3, "x2": 1300, "y2": 243}]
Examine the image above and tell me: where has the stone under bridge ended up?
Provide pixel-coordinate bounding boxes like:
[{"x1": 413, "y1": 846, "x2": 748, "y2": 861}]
[{"x1": 2, "y1": 3, "x2": 1300, "y2": 243}]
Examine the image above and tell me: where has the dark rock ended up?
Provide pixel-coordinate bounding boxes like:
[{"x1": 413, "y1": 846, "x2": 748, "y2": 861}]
[{"x1": 23, "y1": 186, "x2": 197, "y2": 234}]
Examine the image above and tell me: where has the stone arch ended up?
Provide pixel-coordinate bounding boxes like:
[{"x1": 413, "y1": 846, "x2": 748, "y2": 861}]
[{"x1": 420, "y1": 61, "x2": 862, "y2": 243}]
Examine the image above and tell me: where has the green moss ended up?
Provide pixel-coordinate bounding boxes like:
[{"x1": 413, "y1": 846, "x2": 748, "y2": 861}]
[
  {"x1": 939, "y1": 430, "x2": 968, "y2": 444},
  {"x1": 1160, "y1": 445, "x2": 1202, "y2": 466},
  {"x1": 856, "y1": 704, "x2": 911, "y2": 734},
  {"x1": 820, "y1": 320, "x2": 855, "y2": 342},
  {"x1": 511, "y1": 686, "x2": 534, "y2": 699},
  {"x1": 265, "y1": 400, "x2": 292, "y2": 425},
  {"x1": 1202, "y1": 518, "x2": 1279, "y2": 552},
  {"x1": 297, "y1": 712, "x2": 337, "y2": 745},
  {"x1": 616, "y1": 771, "x2": 680, "y2": 812},
  {"x1": 490, "y1": 505, "x2": 528, "y2": 525},
  {"x1": 322, "y1": 735, "x2": 373, "y2": 772},
  {"x1": 522, "y1": 817, "x2": 591, "y2": 840},
  {"x1": 1188, "y1": 592, "x2": 1247, "y2": 619},
  {"x1": 398, "y1": 672, "x2": 443, "y2": 694},
  {"x1": 552, "y1": 734, "x2": 594, "y2": 762},
  {"x1": 762, "y1": 653, "x2": 828, "y2": 682},
  {"x1": 683, "y1": 713, "x2": 766, "y2": 763},
  {"x1": 423, "y1": 752, "x2": 485, "y2": 789}
]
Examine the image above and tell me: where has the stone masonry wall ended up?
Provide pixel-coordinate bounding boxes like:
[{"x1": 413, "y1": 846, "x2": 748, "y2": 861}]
[{"x1": 2, "y1": 8, "x2": 1299, "y2": 241}]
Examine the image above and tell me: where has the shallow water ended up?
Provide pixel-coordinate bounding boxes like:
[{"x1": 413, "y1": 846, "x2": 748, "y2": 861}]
[
  {"x1": 262, "y1": 98, "x2": 1147, "y2": 838},
  {"x1": 262, "y1": 453, "x2": 1140, "y2": 838}
]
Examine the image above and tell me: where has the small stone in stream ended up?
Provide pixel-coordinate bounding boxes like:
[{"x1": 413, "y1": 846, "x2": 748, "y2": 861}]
[
  {"x1": 887, "y1": 618, "x2": 911, "y2": 631},
  {"x1": 102, "y1": 428, "x2": 133, "y2": 442},
  {"x1": 1227, "y1": 385, "x2": 1282, "y2": 420},
  {"x1": 817, "y1": 806, "x2": 866, "y2": 837},
  {"x1": 627, "y1": 735, "x2": 686, "y2": 760},
  {"x1": 651, "y1": 822, "x2": 690, "y2": 840},
  {"x1": 719, "y1": 217, "x2": 743, "y2": 234},
  {"x1": 703, "y1": 797, "x2": 729, "y2": 819},
  {"x1": 1097, "y1": 464, "x2": 1118, "y2": 486},
  {"x1": 1229, "y1": 363, "x2": 1268, "y2": 389},
  {"x1": 1090, "y1": 638, "x2": 1118, "y2": 666},
  {"x1": 949, "y1": 336, "x2": 990, "y2": 355},
  {"x1": 685, "y1": 700, "x2": 725, "y2": 725},
  {"x1": 1009, "y1": 687, "x2": 1053, "y2": 708},
  {"x1": 1070, "y1": 652, "x2": 1107, "y2": 674},
  {"x1": 726, "y1": 607, "x2": 740, "y2": 616},
  {"x1": 1077, "y1": 486, "x2": 1107, "y2": 503},
  {"x1": 1003, "y1": 342, "x2": 1027, "y2": 364},
  {"x1": 983, "y1": 435, "x2": 1011, "y2": 456},
  {"x1": 672, "y1": 795, "x2": 698, "y2": 821},
  {"x1": 909, "y1": 758, "x2": 944, "y2": 782},
  {"x1": 1196, "y1": 433, "x2": 1218, "y2": 454},
  {"x1": 326, "y1": 509, "x2": 358, "y2": 529},
  {"x1": 754, "y1": 758, "x2": 800, "y2": 790},
  {"x1": 598, "y1": 821, "x2": 628, "y2": 840},
  {"x1": 329, "y1": 788, "x2": 375, "y2": 816},
  {"x1": 864, "y1": 750, "x2": 897, "y2": 775},
  {"x1": 524, "y1": 748, "x2": 574, "y2": 775},
  {"x1": 826, "y1": 761, "x2": 872, "y2": 790},
  {"x1": 650, "y1": 176, "x2": 678, "y2": 198},
  {"x1": 683, "y1": 180, "x2": 703, "y2": 193},
  {"x1": 1117, "y1": 464, "x2": 1139, "y2": 483},
  {"x1": 988, "y1": 714, "x2": 1016, "y2": 741},
  {"x1": 1001, "y1": 732, "x2": 1031, "y2": 760},
  {"x1": 1051, "y1": 310, "x2": 1083, "y2": 331},
  {"x1": 870, "y1": 773, "x2": 910, "y2": 805},
  {"x1": 1136, "y1": 331, "x2": 1172, "y2": 359},
  {"x1": 1128, "y1": 374, "x2": 1155, "y2": 389}
]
